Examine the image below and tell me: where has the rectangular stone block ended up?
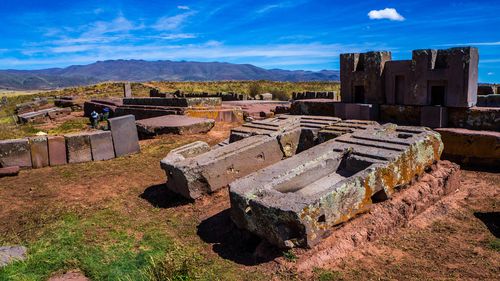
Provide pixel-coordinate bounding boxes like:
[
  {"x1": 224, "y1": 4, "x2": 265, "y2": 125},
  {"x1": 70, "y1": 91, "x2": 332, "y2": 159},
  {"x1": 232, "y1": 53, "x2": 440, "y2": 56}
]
[
  {"x1": 88, "y1": 131, "x2": 115, "y2": 161},
  {"x1": 108, "y1": 115, "x2": 140, "y2": 157},
  {"x1": 29, "y1": 136, "x2": 49, "y2": 169},
  {"x1": 124, "y1": 82, "x2": 132, "y2": 98},
  {"x1": 0, "y1": 139, "x2": 32, "y2": 168},
  {"x1": 334, "y1": 103, "x2": 379, "y2": 120},
  {"x1": 420, "y1": 106, "x2": 448, "y2": 128},
  {"x1": 47, "y1": 136, "x2": 67, "y2": 166},
  {"x1": 230, "y1": 124, "x2": 443, "y2": 248},
  {"x1": 65, "y1": 133, "x2": 92, "y2": 164},
  {"x1": 436, "y1": 128, "x2": 499, "y2": 168}
]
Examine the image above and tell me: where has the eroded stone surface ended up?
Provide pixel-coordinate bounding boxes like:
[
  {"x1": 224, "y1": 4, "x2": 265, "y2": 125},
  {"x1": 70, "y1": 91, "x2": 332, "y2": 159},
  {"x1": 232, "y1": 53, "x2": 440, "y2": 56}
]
[
  {"x1": 65, "y1": 133, "x2": 92, "y2": 164},
  {"x1": 48, "y1": 136, "x2": 67, "y2": 166},
  {"x1": 0, "y1": 246, "x2": 27, "y2": 267},
  {"x1": 88, "y1": 131, "x2": 115, "y2": 161},
  {"x1": 108, "y1": 115, "x2": 140, "y2": 157},
  {"x1": 30, "y1": 136, "x2": 49, "y2": 169},
  {"x1": 229, "y1": 124, "x2": 443, "y2": 248},
  {"x1": 0, "y1": 138, "x2": 32, "y2": 168}
]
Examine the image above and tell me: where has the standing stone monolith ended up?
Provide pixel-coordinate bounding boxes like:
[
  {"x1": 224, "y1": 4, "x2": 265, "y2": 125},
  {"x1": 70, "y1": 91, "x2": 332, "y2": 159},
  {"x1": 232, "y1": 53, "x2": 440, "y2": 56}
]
[
  {"x1": 108, "y1": 115, "x2": 140, "y2": 157},
  {"x1": 124, "y1": 82, "x2": 132, "y2": 98}
]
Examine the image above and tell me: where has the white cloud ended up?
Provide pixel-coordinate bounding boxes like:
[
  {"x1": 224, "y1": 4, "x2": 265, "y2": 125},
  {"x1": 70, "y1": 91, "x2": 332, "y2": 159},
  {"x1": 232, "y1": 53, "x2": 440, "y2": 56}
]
[
  {"x1": 155, "y1": 33, "x2": 197, "y2": 40},
  {"x1": 368, "y1": 8, "x2": 405, "y2": 21},
  {"x1": 153, "y1": 12, "x2": 195, "y2": 31},
  {"x1": 439, "y1": 41, "x2": 500, "y2": 47},
  {"x1": 487, "y1": 72, "x2": 494, "y2": 75},
  {"x1": 177, "y1": 5, "x2": 190, "y2": 10}
]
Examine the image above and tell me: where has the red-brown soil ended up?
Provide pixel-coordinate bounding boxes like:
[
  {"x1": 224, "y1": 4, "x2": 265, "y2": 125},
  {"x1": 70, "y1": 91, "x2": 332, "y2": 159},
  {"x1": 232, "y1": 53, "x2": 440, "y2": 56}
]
[{"x1": 0, "y1": 123, "x2": 498, "y2": 280}]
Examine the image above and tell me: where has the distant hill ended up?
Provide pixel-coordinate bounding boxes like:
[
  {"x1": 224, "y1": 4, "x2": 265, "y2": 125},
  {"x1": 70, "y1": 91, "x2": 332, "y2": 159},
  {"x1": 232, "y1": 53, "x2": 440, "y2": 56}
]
[{"x1": 0, "y1": 60, "x2": 339, "y2": 90}]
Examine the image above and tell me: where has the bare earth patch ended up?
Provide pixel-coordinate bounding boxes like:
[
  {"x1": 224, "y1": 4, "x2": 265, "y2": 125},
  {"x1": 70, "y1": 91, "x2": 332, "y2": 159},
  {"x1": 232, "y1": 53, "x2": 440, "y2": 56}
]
[{"x1": 0, "y1": 122, "x2": 499, "y2": 280}]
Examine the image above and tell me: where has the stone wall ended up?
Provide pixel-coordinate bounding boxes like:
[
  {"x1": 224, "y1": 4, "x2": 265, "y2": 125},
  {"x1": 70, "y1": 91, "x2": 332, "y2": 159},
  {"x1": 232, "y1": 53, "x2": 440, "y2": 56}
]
[{"x1": 0, "y1": 115, "x2": 140, "y2": 170}]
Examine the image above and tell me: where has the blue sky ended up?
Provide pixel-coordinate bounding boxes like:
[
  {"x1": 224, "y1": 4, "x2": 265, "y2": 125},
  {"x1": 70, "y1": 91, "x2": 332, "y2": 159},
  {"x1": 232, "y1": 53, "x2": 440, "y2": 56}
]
[{"x1": 0, "y1": 0, "x2": 499, "y2": 82}]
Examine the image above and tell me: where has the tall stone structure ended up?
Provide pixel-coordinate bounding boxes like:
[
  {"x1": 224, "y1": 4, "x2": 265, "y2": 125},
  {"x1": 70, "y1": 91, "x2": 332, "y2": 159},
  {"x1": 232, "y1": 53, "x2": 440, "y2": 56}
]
[
  {"x1": 340, "y1": 51, "x2": 392, "y2": 104},
  {"x1": 341, "y1": 47, "x2": 478, "y2": 108}
]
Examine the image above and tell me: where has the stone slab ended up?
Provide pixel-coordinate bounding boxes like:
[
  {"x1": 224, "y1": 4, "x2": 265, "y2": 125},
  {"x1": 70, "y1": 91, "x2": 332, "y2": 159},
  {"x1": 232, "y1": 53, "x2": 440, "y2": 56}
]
[
  {"x1": 29, "y1": 136, "x2": 49, "y2": 169},
  {"x1": 436, "y1": 128, "x2": 500, "y2": 168},
  {"x1": 230, "y1": 124, "x2": 443, "y2": 248},
  {"x1": 47, "y1": 136, "x2": 67, "y2": 166},
  {"x1": 161, "y1": 135, "x2": 284, "y2": 199},
  {"x1": 136, "y1": 115, "x2": 215, "y2": 137},
  {"x1": 0, "y1": 139, "x2": 32, "y2": 168},
  {"x1": 123, "y1": 97, "x2": 222, "y2": 107},
  {"x1": 0, "y1": 166, "x2": 20, "y2": 177},
  {"x1": 65, "y1": 133, "x2": 92, "y2": 164},
  {"x1": 88, "y1": 131, "x2": 115, "y2": 161},
  {"x1": 123, "y1": 82, "x2": 132, "y2": 98},
  {"x1": 108, "y1": 115, "x2": 140, "y2": 157},
  {"x1": 290, "y1": 99, "x2": 337, "y2": 116}
]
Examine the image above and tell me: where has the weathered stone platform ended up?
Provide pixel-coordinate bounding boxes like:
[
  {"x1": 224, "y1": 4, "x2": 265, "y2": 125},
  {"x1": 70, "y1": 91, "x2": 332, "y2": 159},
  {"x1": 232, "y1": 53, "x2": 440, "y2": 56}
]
[
  {"x1": 229, "y1": 124, "x2": 443, "y2": 248},
  {"x1": 136, "y1": 115, "x2": 215, "y2": 137}
]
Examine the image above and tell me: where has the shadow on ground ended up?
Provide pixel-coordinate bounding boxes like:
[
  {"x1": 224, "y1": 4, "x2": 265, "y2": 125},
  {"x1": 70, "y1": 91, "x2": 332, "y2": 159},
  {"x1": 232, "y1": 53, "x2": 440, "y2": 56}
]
[
  {"x1": 197, "y1": 209, "x2": 282, "y2": 265},
  {"x1": 140, "y1": 183, "x2": 193, "y2": 208},
  {"x1": 474, "y1": 212, "x2": 499, "y2": 238}
]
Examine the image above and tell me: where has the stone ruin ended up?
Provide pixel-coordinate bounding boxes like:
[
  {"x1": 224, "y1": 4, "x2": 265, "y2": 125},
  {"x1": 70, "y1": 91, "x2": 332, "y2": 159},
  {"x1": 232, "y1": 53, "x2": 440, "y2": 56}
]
[
  {"x1": 157, "y1": 46, "x2": 498, "y2": 249},
  {"x1": 84, "y1": 96, "x2": 244, "y2": 123},
  {"x1": 0, "y1": 115, "x2": 140, "y2": 174},
  {"x1": 160, "y1": 114, "x2": 442, "y2": 247},
  {"x1": 290, "y1": 46, "x2": 498, "y2": 167}
]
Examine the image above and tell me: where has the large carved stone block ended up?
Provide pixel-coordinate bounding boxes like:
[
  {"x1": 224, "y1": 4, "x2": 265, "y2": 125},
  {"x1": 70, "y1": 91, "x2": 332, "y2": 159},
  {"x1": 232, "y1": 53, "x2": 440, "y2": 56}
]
[
  {"x1": 230, "y1": 124, "x2": 443, "y2": 248},
  {"x1": 108, "y1": 115, "x2": 140, "y2": 157},
  {"x1": 65, "y1": 133, "x2": 92, "y2": 164},
  {"x1": 88, "y1": 131, "x2": 115, "y2": 161},
  {"x1": 0, "y1": 139, "x2": 32, "y2": 168},
  {"x1": 29, "y1": 136, "x2": 49, "y2": 169}
]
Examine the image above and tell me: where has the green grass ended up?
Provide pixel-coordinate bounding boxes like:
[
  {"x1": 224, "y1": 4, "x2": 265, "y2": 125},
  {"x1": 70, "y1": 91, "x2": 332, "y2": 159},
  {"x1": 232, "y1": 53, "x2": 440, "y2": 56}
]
[
  {"x1": 313, "y1": 268, "x2": 342, "y2": 281},
  {"x1": 283, "y1": 250, "x2": 297, "y2": 262},
  {"x1": 47, "y1": 118, "x2": 90, "y2": 135},
  {"x1": 0, "y1": 207, "x2": 242, "y2": 281},
  {"x1": 0, "y1": 210, "x2": 171, "y2": 280},
  {"x1": 487, "y1": 238, "x2": 500, "y2": 252}
]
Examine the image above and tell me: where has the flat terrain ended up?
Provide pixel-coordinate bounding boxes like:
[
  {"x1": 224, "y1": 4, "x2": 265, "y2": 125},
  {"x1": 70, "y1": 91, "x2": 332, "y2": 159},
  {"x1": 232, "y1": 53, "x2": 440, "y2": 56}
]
[{"x1": 0, "y1": 122, "x2": 498, "y2": 281}]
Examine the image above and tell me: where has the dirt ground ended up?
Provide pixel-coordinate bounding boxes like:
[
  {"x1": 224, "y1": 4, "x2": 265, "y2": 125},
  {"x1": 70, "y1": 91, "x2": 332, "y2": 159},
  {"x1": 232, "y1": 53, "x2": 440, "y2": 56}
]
[{"x1": 0, "y1": 123, "x2": 499, "y2": 280}]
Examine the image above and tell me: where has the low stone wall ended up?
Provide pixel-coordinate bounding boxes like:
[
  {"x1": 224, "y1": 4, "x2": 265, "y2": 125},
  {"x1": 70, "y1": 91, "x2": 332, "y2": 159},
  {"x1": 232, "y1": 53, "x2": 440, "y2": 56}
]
[
  {"x1": 292, "y1": 91, "x2": 339, "y2": 101},
  {"x1": 477, "y1": 94, "x2": 500, "y2": 107},
  {"x1": 477, "y1": 83, "x2": 500, "y2": 95},
  {"x1": 0, "y1": 115, "x2": 140, "y2": 170},
  {"x1": 292, "y1": 100, "x2": 499, "y2": 130}
]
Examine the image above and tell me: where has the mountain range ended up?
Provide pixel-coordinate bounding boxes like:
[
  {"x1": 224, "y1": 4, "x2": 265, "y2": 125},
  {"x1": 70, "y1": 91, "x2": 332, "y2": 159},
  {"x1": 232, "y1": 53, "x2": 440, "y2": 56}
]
[{"x1": 0, "y1": 60, "x2": 340, "y2": 90}]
